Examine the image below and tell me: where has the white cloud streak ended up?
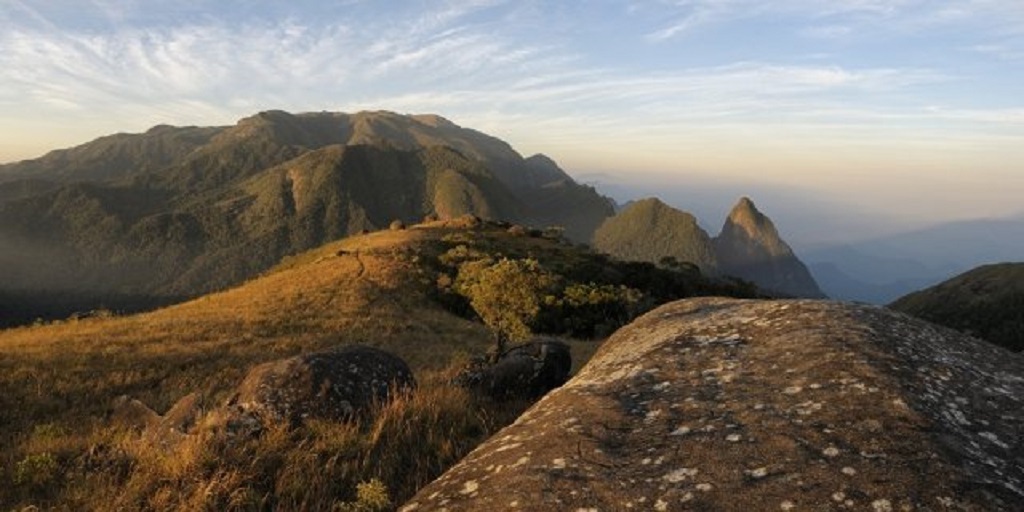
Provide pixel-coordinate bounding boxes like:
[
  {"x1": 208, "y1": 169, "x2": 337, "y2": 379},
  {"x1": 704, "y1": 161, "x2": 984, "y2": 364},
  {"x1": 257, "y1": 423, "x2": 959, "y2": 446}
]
[
  {"x1": 0, "y1": 0, "x2": 1020, "y2": 211},
  {"x1": 643, "y1": 0, "x2": 1024, "y2": 41}
]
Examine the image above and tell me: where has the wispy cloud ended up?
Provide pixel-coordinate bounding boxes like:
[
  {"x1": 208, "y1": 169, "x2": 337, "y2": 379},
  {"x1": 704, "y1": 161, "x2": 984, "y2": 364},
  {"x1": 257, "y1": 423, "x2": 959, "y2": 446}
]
[
  {"x1": 643, "y1": 0, "x2": 1024, "y2": 42},
  {"x1": 800, "y1": 24, "x2": 853, "y2": 39},
  {"x1": 970, "y1": 43, "x2": 1024, "y2": 61},
  {"x1": 0, "y1": 0, "x2": 1020, "y2": 215}
]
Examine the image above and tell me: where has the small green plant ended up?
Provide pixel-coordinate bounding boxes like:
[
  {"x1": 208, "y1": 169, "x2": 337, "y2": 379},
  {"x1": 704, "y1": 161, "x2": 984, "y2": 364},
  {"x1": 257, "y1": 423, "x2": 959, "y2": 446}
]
[
  {"x1": 32, "y1": 422, "x2": 67, "y2": 440},
  {"x1": 335, "y1": 479, "x2": 391, "y2": 511},
  {"x1": 14, "y1": 452, "x2": 58, "y2": 487}
]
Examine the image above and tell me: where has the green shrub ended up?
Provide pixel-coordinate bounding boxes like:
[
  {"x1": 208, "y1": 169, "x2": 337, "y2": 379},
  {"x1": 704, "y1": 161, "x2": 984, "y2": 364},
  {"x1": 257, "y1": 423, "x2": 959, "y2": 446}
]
[
  {"x1": 335, "y1": 479, "x2": 391, "y2": 511},
  {"x1": 455, "y1": 258, "x2": 558, "y2": 353},
  {"x1": 14, "y1": 452, "x2": 58, "y2": 487}
]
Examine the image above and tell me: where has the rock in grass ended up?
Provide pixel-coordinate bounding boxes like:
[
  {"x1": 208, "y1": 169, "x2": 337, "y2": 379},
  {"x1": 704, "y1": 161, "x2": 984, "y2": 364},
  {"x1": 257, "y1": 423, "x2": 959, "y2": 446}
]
[
  {"x1": 456, "y1": 338, "x2": 571, "y2": 400},
  {"x1": 404, "y1": 298, "x2": 1024, "y2": 511},
  {"x1": 228, "y1": 345, "x2": 415, "y2": 427}
]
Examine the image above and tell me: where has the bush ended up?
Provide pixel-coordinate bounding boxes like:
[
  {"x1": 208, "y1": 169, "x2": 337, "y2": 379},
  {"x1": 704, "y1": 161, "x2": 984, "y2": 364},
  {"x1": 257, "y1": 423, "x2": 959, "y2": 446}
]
[
  {"x1": 455, "y1": 258, "x2": 557, "y2": 353},
  {"x1": 14, "y1": 452, "x2": 58, "y2": 487},
  {"x1": 543, "y1": 283, "x2": 644, "y2": 339},
  {"x1": 336, "y1": 479, "x2": 391, "y2": 512}
]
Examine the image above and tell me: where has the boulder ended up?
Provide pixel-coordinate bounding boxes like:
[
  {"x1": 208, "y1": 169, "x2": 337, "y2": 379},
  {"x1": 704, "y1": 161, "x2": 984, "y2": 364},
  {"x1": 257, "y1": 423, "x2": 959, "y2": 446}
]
[
  {"x1": 403, "y1": 298, "x2": 1024, "y2": 511},
  {"x1": 109, "y1": 392, "x2": 208, "y2": 448},
  {"x1": 160, "y1": 391, "x2": 205, "y2": 434},
  {"x1": 227, "y1": 345, "x2": 415, "y2": 427},
  {"x1": 110, "y1": 395, "x2": 160, "y2": 431},
  {"x1": 456, "y1": 338, "x2": 571, "y2": 399}
]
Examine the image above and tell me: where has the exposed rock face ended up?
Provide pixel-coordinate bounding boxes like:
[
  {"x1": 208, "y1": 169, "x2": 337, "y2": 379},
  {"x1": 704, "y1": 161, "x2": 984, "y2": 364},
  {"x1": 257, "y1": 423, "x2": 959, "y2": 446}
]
[
  {"x1": 403, "y1": 298, "x2": 1024, "y2": 511},
  {"x1": 714, "y1": 197, "x2": 825, "y2": 298},
  {"x1": 228, "y1": 345, "x2": 415, "y2": 426},
  {"x1": 456, "y1": 339, "x2": 572, "y2": 400},
  {"x1": 592, "y1": 197, "x2": 718, "y2": 274}
]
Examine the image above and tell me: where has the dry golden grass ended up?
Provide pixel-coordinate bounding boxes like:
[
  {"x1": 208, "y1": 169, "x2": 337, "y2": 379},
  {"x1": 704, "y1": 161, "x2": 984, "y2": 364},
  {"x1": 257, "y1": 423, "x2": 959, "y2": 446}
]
[{"x1": 0, "y1": 222, "x2": 605, "y2": 509}]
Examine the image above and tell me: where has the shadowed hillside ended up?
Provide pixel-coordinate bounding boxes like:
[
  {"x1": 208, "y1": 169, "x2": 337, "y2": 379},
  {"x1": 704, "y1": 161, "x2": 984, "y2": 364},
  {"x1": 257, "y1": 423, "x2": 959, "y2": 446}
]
[{"x1": 891, "y1": 262, "x2": 1024, "y2": 352}]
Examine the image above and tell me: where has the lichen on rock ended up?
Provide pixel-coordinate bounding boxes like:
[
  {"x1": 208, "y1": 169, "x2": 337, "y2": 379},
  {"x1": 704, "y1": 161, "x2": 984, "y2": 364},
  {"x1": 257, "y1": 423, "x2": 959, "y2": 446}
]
[
  {"x1": 227, "y1": 344, "x2": 415, "y2": 427},
  {"x1": 402, "y1": 298, "x2": 1024, "y2": 511}
]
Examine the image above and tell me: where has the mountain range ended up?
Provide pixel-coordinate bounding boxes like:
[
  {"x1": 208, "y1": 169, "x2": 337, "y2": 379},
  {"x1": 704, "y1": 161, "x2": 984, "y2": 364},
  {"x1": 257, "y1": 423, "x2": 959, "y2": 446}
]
[
  {"x1": 0, "y1": 110, "x2": 824, "y2": 325},
  {"x1": 0, "y1": 111, "x2": 614, "y2": 315},
  {"x1": 0, "y1": 110, "x2": 1021, "y2": 509}
]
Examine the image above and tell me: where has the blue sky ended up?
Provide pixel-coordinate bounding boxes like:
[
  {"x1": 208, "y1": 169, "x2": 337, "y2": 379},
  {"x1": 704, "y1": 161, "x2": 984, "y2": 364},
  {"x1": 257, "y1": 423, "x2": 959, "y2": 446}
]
[{"x1": 1, "y1": 1, "x2": 1022, "y2": 239}]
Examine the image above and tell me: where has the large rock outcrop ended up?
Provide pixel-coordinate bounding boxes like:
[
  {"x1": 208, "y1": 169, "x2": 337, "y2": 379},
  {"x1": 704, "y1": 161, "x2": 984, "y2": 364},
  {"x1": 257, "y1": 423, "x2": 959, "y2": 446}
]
[
  {"x1": 403, "y1": 298, "x2": 1024, "y2": 511},
  {"x1": 714, "y1": 197, "x2": 824, "y2": 298}
]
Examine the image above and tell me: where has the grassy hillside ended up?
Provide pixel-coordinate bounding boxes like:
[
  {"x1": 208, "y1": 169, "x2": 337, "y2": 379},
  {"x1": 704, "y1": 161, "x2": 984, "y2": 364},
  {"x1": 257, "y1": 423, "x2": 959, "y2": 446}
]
[
  {"x1": 890, "y1": 262, "x2": 1024, "y2": 352},
  {"x1": 0, "y1": 219, "x2": 758, "y2": 509}
]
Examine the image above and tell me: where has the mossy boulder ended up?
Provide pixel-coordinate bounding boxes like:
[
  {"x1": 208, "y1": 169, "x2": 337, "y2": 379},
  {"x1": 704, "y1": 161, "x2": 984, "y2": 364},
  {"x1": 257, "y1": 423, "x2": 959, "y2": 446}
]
[{"x1": 228, "y1": 345, "x2": 415, "y2": 426}]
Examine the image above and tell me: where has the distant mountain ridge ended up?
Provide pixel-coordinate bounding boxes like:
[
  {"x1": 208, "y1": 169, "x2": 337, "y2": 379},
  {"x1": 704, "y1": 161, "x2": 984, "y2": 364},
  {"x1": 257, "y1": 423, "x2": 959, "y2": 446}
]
[
  {"x1": 0, "y1": 110, "x2": 613, "y2": 309},
  {"x1": 805, "y1": 215, "x2": 1024, "y2": 303},
  {"x1": 591, "y1": 196, "x2": 824, "y2": 298},
  {"x1": 0, "y1": 110, "x2": 825, "y2": 321},
  {"x1": 890, "y1": 262, "x2": 1024, "y2": 352}
]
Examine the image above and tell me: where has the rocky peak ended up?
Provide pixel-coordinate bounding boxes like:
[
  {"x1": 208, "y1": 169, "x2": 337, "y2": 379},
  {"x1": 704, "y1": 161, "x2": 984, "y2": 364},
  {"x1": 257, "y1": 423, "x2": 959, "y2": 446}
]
[
  {"x1": 714, "y1": 197, "x2": 825, "y2": 298},
  {"x1": 720, "y1": 196, "x2": 789, "y2": 258},
  {"x1": 403, "y1": 297, "x2": 1024, "y2": 511}
]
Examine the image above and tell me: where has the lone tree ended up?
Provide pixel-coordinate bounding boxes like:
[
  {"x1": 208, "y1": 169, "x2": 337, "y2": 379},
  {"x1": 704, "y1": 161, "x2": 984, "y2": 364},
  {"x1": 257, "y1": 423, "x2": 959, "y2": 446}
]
[{"x1": 455, "y1": 258, "x2": 556, "y2": 359}]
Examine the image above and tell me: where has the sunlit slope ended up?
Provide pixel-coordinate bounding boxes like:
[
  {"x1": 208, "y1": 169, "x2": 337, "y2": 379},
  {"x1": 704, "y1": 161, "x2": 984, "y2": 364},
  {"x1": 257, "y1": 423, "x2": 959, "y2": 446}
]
[{"x1": 0, "y1": 224, "x2": 487, "y2": 430}]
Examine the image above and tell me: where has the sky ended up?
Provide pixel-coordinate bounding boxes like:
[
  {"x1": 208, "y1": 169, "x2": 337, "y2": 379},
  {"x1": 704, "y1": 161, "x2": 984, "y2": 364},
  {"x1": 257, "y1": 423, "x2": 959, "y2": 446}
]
[{"x1": 1, "y1": 0, "x2": 1022, "y2": 242}]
